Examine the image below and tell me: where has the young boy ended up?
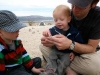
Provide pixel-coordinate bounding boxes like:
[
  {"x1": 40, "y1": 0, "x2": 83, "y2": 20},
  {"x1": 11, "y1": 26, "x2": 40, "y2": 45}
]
[
  {"x1": 0, "y1": 10, "x2": 44, "y2": 75},
  {"x1": 40, "y1": 5, "x2": 84, "y2": 75}
]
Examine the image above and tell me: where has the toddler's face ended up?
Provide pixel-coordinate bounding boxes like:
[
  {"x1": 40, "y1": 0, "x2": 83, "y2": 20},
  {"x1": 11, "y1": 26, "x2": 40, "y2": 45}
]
[{"x1": 53, "y1": 12, "x2": 71, "y2": 31}]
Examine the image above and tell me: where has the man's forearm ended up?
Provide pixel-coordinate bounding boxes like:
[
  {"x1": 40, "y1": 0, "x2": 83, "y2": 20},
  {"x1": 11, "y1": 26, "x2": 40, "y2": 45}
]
[
  {"x1": 74, "y1": 42, "x2": 95, "y2": 54},
  {"x1": 74, "y1": 39, "x2": 100, "y2": 54}
]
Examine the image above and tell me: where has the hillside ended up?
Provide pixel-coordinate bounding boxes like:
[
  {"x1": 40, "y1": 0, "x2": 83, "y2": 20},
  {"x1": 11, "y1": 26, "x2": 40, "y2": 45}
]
[{"x1": 18, "y1": 15, "x2": 53, "y2": 22}]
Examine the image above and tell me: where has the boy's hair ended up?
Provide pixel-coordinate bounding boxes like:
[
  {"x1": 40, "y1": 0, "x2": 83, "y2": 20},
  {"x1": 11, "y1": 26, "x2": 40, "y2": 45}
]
[
  {"x1": 53, "y1": 5, "x2": 71, "y2": 17},
  {"x1": 0, "y1": 10, "x2": 26, "y2": 32}
]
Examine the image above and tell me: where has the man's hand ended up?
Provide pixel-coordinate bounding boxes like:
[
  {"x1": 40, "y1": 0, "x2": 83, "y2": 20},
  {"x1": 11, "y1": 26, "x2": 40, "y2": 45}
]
[{"x1": 47, "y1": 34, "x2": 72, "y2": 50}]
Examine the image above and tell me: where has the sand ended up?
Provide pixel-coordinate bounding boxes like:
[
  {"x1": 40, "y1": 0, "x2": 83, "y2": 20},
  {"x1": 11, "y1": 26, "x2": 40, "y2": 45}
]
[{"x1": 19, "y1": 25, "x2": 53, "y2": 58}]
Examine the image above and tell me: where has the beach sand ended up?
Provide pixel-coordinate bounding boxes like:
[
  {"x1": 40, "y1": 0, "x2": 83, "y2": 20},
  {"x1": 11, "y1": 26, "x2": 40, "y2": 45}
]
[{"x1": 19, "y1": 25, "x2": 53, "y2": 59}]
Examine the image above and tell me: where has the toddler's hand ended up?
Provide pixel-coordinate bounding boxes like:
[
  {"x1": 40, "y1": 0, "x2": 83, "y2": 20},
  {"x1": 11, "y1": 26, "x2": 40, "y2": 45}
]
[
  {"x1": 70, "y1": 52, "x2": 75, "y2": 61},
  {"x1": 31, "y1": 67, "x2": 44, "y2": 74},
  {"x1": 42, "y1": 29, "x2": 51, "y2": 37}
]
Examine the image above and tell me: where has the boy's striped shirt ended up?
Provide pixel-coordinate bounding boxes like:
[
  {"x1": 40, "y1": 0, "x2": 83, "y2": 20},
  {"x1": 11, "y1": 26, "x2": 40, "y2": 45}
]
[{"x1": 0, "y1": 37, "x2": 34, "y2": 75}]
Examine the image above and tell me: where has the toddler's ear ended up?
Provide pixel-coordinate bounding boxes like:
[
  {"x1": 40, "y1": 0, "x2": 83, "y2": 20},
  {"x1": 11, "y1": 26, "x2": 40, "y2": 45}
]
[{"x1": 68, "y1": 16, "x2": 71, "y2": 23}]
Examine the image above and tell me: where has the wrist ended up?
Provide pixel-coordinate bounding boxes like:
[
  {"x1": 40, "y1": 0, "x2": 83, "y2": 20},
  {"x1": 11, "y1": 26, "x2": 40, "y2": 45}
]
[{"x1": 69, "y1": 41, "x2": 75, "y2": 51}]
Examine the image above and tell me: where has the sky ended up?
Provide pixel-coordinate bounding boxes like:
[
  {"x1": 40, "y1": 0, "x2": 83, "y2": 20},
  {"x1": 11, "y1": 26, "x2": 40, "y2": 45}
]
[{"x1": 0, "y1": 0, "x2": 100, "y2": 17}]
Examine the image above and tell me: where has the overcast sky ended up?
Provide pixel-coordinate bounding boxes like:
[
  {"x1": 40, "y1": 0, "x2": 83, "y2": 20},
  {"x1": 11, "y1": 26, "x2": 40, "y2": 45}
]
[{"x1": 0, "y1": 0, "x2": 100, "y2": 17}]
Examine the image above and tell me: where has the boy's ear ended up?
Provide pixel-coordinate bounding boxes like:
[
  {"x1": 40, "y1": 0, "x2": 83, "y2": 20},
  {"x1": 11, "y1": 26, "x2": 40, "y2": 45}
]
[{"x1": 68, "y1": 16, "x2": 71, "y2": 23}]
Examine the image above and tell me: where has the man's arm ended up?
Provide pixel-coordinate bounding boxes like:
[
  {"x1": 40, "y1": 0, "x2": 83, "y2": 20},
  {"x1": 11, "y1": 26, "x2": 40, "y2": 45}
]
[
  {"x1": 47, "y1": 34, "x2": 100, "y2": 54},
  {"x1": 74, "y1": 39, "x2": 100, "y2": 54}
]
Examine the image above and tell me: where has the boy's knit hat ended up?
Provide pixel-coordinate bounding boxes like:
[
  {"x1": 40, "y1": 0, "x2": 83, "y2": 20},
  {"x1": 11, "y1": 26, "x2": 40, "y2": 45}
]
[
  {"x1": 0, "y1": 10, "x2": 26, "y2": 32},
  {"x1": 68, "y1": 0, "x2": 93, "y2": 8}
]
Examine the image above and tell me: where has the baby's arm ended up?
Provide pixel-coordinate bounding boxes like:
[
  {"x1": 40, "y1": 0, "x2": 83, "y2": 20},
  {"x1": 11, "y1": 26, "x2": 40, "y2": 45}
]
[{"x1": 42, "y1": 29, "x2": 51, "y2": 37}]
